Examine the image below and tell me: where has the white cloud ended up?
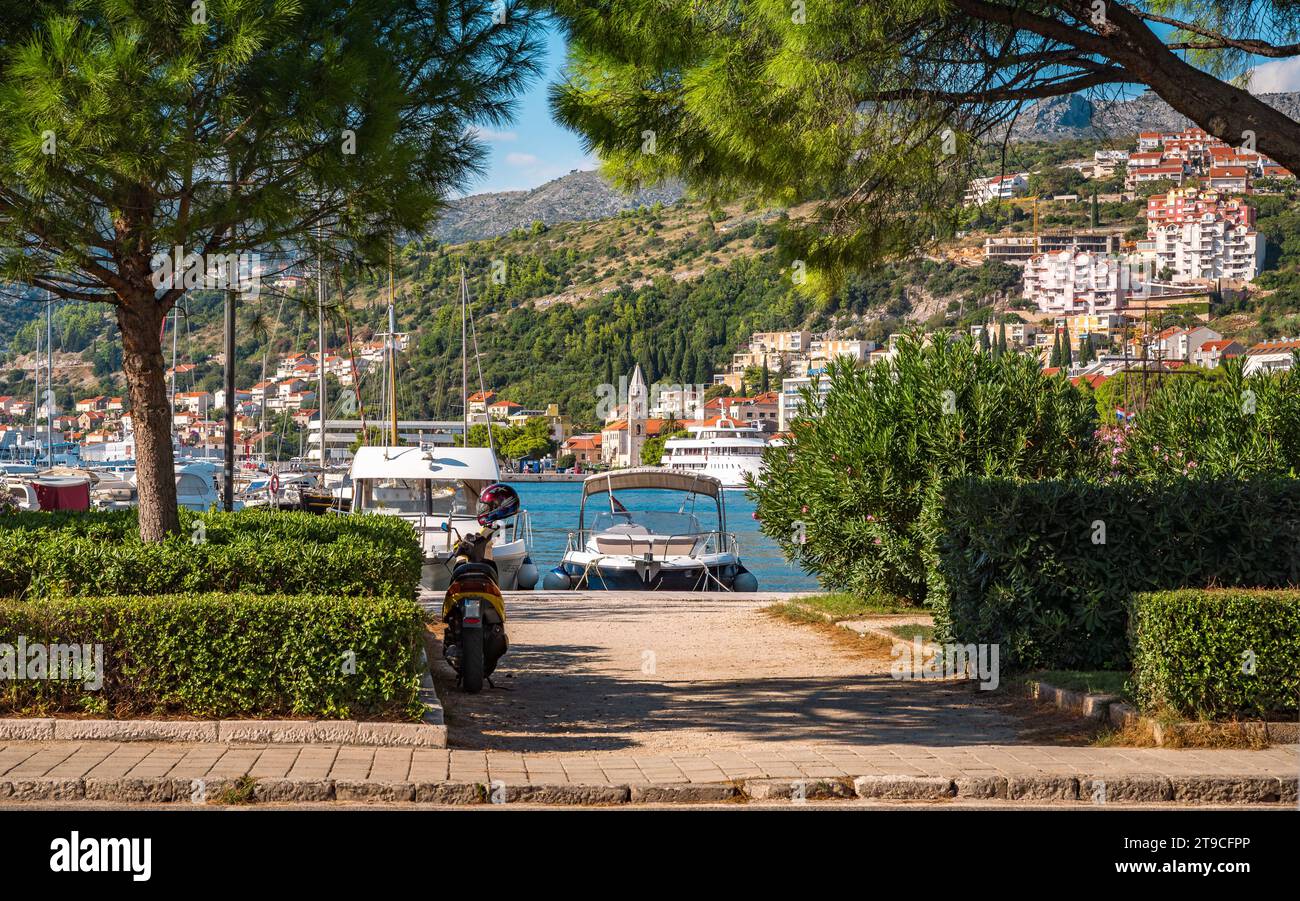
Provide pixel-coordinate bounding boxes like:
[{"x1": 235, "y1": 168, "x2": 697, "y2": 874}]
[
  {"x1": 1248, "y1": 57, "x2": 1300, "y2": 94},
  {"x1": 506, "y1": 152, "x2": 540, "y2": 166}
]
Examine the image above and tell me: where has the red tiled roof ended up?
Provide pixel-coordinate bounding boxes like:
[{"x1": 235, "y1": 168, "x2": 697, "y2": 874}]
[{"x1": 1247, "y1": 338, "x2": 1300, "y2": 354}]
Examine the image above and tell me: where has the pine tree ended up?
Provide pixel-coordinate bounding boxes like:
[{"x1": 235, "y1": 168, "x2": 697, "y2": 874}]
[
  {"x1": 544, "y1": 0, "x2": 1300, "y2": 282},
  {"x1": 0, "y1": 1, "x2": 541, "y2": 539}
]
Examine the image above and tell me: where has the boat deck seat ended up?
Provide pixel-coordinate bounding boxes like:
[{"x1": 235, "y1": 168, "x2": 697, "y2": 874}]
[{"x1": 594, "y1": 533, "x2": 702, "y2": 557}]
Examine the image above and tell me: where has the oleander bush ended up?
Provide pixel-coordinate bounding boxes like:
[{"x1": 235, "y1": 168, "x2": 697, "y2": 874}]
[
  {"x1": 0, "y1": 593, "x2": 427, "y2": 719},
  {"x1": 1119, "y1": 360, "x2": 1300, "y2": 479},
  {"x1": 753, "y1": 335, "x2": 1100, "y2": 601},
  {"x1": 924, "y1": 477, "x2": 1300, "y2": 671},
  {"x1": 1132, "y1": 589, "x2": 1300, "y2": 720},
  {"x1": 0, "y1": 509, "x2": 422, "y2": 599}
]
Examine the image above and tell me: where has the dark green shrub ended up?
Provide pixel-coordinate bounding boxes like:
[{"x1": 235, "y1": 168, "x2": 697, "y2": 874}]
[
  {"x1": 753, "y1": 336, "x2": 1100, "y2": 601},
  {"x1": 1132, "y1": 589, "x2": 1300, "y2": 719},
  {"x1": 1121, "y1": 360, "x2": 1300, "y2": 478},
  {"x1": 0, "y1": 593, "x2": 426, "y2": 719},
  {"x1": 0, "y1": 510, "x2": 422, "y2": 599},
  {"x1": 925, "y1": 477, "x2": 1300, "y2": 671}
]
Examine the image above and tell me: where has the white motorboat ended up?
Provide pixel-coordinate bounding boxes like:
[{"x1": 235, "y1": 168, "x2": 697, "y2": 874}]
[
  {"x1": 164, "y1": 461, "x2": 240, "y2": 511},
  {"x1": 544, "y1": 468, "x2": 758, "y2": 591},
  {"x1": 660, "y1": 419, "x2": 768, "y2": 489},
  {"x1": 349, "y1": 445, "x2": 533, "y2": 591},
  {"x1": 44, "y1": 466, "x2": 136, "y2": 510}
]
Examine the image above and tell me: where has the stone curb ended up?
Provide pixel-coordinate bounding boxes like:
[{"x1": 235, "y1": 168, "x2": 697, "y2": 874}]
[
  {"x1": 746, "y1": 778, "x2": 857, "y2": 801},
  {"x1": 0, "y1": 714, "x2": 446, "y2": 749},
  {"x1": 0, "y1": 665, "x2": 446, "y2": 749},
  {"x1": 853, "y1": 775, "x2": 955, "y2": 800},
  {"x1": 1025, "y1": 680, "x2": 1298, "y2": 747},
  {"x1": 1, "y1": 774, "x2": 1294, "y2": 805},
  {"x1": 1026, "y1": 680, "x2": 1121, "y2": 722}
]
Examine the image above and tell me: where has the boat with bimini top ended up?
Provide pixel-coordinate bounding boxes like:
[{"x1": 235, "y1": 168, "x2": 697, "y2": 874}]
[{"x1": 544, "y1": 468, "x2": 758, "y2": 591}]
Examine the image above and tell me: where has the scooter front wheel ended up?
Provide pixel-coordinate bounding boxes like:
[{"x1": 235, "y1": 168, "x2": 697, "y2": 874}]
[{"x1": 461, "y1": 630, "x2": 485, "y2": 693}]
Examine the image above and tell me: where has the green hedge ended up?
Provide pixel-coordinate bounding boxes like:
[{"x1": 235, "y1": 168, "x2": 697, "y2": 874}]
[
  {"x1": 924, "y1": 477, "x2": 1300, "y2": 670},
  {"x1": 0, "y1": 593, "x2": 426, "y2": 719},
  {"x1": 1133, "y1": 590, "x2": 1300, "y2": 720},
  {"x1": 752, "y1": 337, "x2": 1100, "y2": 603},
  {"x1": 0, "y1": 509, "x2": 422, "y2": 599}
]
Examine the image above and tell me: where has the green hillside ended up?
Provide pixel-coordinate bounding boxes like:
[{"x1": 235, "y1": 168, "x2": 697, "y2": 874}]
[{"x1": 5, "y1": 149, "x2": 1300, "y2": 425}]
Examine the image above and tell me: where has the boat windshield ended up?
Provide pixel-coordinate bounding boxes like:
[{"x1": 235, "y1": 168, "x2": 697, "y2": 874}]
[
  {"x1": 590, "y1": 509, "x2": 702, "y2": 537},
  {"x1": 367, "y1": 479, "x2": 468, "y2": 515}
]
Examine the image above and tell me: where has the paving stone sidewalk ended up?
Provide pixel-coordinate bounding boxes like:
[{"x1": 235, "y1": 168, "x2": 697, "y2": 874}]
[{"x1": 1, "y1": 740, "x2": 1296, "y2": 804}]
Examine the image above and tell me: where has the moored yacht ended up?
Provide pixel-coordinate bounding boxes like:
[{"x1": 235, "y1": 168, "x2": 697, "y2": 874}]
[
  {"x1": 349, "y1": 444, "x2": 535, "y2": 591},
  {"x1": 544, "y1": 468, "x2": 758, "y2": 592},
  {"x1": 660, "y1": 419, "x2": 768, "y2": 489}
]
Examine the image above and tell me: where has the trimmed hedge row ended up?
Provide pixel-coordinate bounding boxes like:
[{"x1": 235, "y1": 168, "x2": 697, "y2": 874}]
[
  {"x1": 0, "y1": 509, "x2": 422, "y2": 599},
  {"x1": 924, "y1": 477, "x2": 1300, "y2": 670},
  {"x1": 0, "y1": 593, "x2": 426, "y2": 719},
  {"x1": 1133, "y1": 590, "x2": 1300, "y2": 720}
]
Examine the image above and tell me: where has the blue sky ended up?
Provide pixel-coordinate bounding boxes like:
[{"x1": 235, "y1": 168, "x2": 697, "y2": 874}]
[{"x1": 462, "y1": 28, "x2": 597, "y2": 196}]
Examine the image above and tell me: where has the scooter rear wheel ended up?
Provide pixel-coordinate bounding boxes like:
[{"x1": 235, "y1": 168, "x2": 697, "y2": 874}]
[{"x1": 461, "y1": 631, "x2": 485, "y2": 693}]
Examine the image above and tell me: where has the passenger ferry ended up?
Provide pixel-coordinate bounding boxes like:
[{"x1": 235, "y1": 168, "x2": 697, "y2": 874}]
[{"x1": 660, "y1": 419, "x2": 768, "y2": 489}]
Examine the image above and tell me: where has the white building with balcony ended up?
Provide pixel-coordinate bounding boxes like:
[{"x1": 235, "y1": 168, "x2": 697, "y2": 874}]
[
  {"x1": 1148, "y1": 215, "x2": 1263, "y2": 283},
  {"x1": 1022, "y1": 251, "x2": 1149, "y2": 315}
]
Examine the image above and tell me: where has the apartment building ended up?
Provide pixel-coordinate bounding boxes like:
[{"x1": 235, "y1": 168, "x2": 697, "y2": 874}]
[
  {"x1": 964, "y1": 173, "x2": 1029, "y2": 206},
  {"x1": 1022, "y1": 250, "x2": 1148, "y2": 314},
  {"x1": 1148, "y1": 216, "x2": 1263, "y2": 283},
  {"x1": 1243, "y1": 338, "x2": 1300, "y2": 375},
  {"x1": 1206, "y1": 166, "x2": 1250, "y2": 192},
  {"x1": 779, "y1": 373, "x2": 832, "y2": 431},
  {"x1": 1146, "y1": 188, "x2": 1255, "y2": 231},
  {"x1": 729, "y1": 330, "x2": 811, "y2": 374},
  {"x1": 808, "y1": 337, "x2": 873, "y2": 365},
  {"x1": 1053, "y1": 313, "x2": 1139, "y2": 352},
  {"x1": 1191, "y1": 339, "x2": 1245, "y2": 368},
  {"x1": 983, "y1": 231, "x2": 1123, "y2": 266},
  {"x1": 1153, "y1": 326, "x2": 1223, "y2": 362}
]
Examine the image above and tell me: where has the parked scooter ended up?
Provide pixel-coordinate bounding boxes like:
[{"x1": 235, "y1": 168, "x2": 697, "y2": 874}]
[{"x1": 440, "y1": 484, "x2": 519, "y2": 693}]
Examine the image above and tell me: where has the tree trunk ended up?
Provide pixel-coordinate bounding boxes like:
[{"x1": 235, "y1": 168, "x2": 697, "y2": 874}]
[{"x1": 118, "y1": 295, "x2": 180, "y2": 541}]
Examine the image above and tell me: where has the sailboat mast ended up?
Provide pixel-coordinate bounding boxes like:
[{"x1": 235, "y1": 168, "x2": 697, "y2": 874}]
[
  {"x1": 46, "y1": 291, "x2": 53, "y2": 463},
  {"x1": 388, "y1": 302, "x2": 398, "y2": 446},
  {"x1": 32, "y1": 308, "x2": 40, "y2": 464},
  {"x1": 460, "y1": 268, "x2": 468, "y2": 449},
  {"x1": 317, "y1": 225, "x2": 327, "y2": 473},
  {"x1": 169, "y1": 306, "x2": 178, "y2": 429},
  {"x1": 388, "y1": 244, "x2": 398, "y2": 446}
]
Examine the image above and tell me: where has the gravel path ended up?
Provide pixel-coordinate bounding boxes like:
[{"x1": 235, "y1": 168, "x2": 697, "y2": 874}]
[{"x1": 431, "y1": 591, "x2": 1048, "y2": 756}]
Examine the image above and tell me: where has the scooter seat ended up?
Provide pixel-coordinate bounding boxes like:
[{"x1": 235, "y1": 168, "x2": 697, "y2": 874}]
[{"x1": 452, "y1": 561, "x2": 498, "y2": 581}]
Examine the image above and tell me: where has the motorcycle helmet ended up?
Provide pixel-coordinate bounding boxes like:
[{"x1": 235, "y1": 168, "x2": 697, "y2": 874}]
[{"x1": 476, "y1": 483, "x2": 520, "y2": 525}]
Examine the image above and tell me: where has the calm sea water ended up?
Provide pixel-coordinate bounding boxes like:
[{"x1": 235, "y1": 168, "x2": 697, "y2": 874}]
[{"x1": 505, "y1": 480, "x2": 820, "y2": 592}]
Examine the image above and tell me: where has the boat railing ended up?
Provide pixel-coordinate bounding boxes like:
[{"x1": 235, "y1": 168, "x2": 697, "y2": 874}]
[{"x1": 564, "y1": 528, "x2": 739, "y2": 558}]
